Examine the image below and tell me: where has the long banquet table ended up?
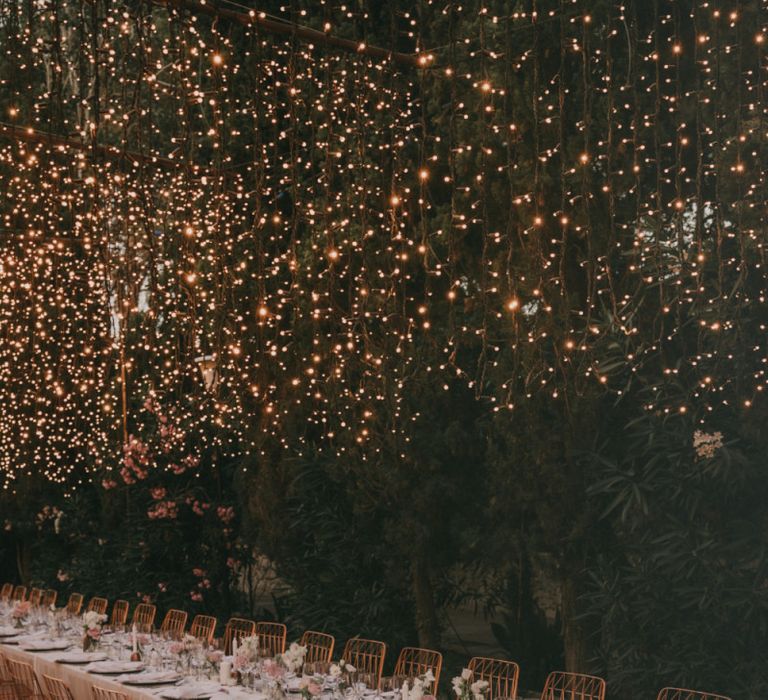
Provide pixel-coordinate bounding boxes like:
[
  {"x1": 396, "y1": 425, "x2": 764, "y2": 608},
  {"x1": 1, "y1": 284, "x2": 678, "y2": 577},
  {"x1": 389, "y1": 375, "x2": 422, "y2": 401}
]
[
  {"x1": 0, "y1": 637, "x2": 262, "y2": 700},
  {"x1": 0, "y1": 627, "x2": 273, "y2": 700}
]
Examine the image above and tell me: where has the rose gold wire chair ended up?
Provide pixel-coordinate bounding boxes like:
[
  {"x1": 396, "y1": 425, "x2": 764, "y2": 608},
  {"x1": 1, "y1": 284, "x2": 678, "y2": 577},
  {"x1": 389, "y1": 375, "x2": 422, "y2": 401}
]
[
  {"x1": 110, "y1": 600, "x2": 129, "y2": 627},
  {"x1": 65, "y1": 593, "x2": 83, "y2": 616},
  {"x1": 223, "y1": 618, "x2": 256, "y2": 655},
  {"x1": 27, "y1": 589, "x2": 42, "y2": 607},
  {"x1": 656, "y1": 688, "x2": 732, "y2": 700},
  {"x1": 12, "y1": 586, "x2": 27, "y2": 602},
  {"x1": 540, "y1": 672, "x2": 606, "y2": 700},
  {"x1": 189, "y1": 615, "x2": 217, "y2": 645},
  {"x1": 393, "y1": 647, "x2": 442, "y2": 692},
  {"x1": 255, "y1": 622, "x2": 287, "y2": 657},
  {"x1": 5, "y1": 658, "x2": 44, "y2": 700},
  {"x1": 0, "y1": 651, "x2": 13, "y2": 683},
  {"x1": 92, "y1": 687, "x2": 128, "y2": 700},
  {"x1": 342, "y1": 638, "x2": 387, "y2": 688},
  {"x1": 42, "y1": 675, "x2": 74, "y2": 700},
  {"x1": 86, "y1": 597, "x2": 108, "y2": 615},
  {"x1": 0, "y1": 584, "x2": 11, "y2": 602},
  {"x1": 42, "y1": 590, "x2": 57, "y2": 609},
  {"x1": 467, "y1": 657, "x2": 521, "y2": 700},
  {"x1": 0, "y1": 677, "x2": 20, "y2": 700},
  {"x1": 0, "y1": 680, "x2": 17, "y2": 700},
  {"x1": 160, "y1": 609, "x2": 188, "y2": 640},
  {"x1": 132, "y1": 603, "x2": 157, "y2": 633},
  {"x1": 0, "y1": 654, "x2": 23, "y2": 700},
  {"x1": 300, "y1": 630, "x2": 335, "y2": 664}
]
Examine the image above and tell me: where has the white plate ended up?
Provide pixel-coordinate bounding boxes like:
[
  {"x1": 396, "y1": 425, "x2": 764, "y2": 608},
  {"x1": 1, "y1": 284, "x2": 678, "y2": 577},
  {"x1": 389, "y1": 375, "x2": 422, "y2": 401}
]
[
  {"x1": 119, "y1": 671, "x2": 181, "y2": 686},
  {"x1": 0, "y1": 626, "x2": 20, "y2": 637},
  {"x1": 20, "y1": 639, "x2": 71, "y2": 652},
  {"x1": 160, "y1": 682, "x2": 221, "y2": 699},
  {"x1": 86, "y1": 661, "x2": 145, "y2": 675},
  {"x1": 56, "y1": 652, "x2": 109, "y2": 664},
  {"x1": 1, "y1": 633, "x2": 45, "y2": 646}
]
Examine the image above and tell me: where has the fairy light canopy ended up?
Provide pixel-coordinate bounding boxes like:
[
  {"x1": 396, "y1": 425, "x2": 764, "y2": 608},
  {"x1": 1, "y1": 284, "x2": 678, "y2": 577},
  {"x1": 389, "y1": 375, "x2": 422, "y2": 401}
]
[{"x1": 0, "y1": 0, "x2": 765, "y2": 489}]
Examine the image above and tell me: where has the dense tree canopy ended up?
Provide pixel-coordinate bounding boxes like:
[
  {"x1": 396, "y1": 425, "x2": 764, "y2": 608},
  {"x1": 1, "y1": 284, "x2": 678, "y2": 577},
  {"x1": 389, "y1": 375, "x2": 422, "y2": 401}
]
[{"x1": 1, "y1": 1, "x2": 767, "y2": 697}]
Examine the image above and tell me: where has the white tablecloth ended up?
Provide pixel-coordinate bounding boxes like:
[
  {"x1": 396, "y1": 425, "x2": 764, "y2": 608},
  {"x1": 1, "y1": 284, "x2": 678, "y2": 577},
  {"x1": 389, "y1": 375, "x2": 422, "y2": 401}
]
[{"x1": 0, "y1": 641, "x2": 258, "y2": 700}]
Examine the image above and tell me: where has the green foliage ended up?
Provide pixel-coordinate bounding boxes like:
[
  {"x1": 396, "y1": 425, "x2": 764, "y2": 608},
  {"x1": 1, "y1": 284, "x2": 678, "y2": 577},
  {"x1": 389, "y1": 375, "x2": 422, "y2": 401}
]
[{"x1": 585, "y1": 398, "x2": 768, "y2": 698}]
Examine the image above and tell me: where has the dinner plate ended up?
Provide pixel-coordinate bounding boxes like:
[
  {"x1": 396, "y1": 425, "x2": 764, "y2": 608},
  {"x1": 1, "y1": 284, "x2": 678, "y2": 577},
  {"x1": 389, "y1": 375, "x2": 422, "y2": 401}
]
[
  {"x1": 20, "y1": 639, "x2": 71, "y2": 652},
  {"x1": 56, "y1": 651, "x2": 109, "y2": 664},
  {"x1": 160, "y1": 682, "x2": 221, "y2": 699},
  {"x1": 119, "y1": 671, "x2": 182, "y2": 686},
  {"x1": 86, "y1": 661, "x2": 145, "y2": 675},
  {"x1": 0, "y1": 626, "x2": 20, "y2": 637},
  {"x1": 0, "y1": 633, "x2": 46, "y2": 646}
]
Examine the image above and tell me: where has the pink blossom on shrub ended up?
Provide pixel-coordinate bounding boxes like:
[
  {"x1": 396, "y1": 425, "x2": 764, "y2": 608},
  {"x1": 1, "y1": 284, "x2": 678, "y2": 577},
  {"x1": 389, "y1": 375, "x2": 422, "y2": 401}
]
[
  {"x1": 147, "y1": 500, "x2": 178, "y2": 520},
  {"x1": 217, "y1": 506, "x2": 235, "y2": 524}
]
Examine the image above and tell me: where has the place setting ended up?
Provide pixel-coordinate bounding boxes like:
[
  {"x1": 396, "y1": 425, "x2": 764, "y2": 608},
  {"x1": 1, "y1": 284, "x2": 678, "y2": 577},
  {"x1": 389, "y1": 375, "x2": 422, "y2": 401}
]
[
  {"x1": 85, "y1": 660, "x2": 146, "y2": 676},
  {"x1": 18, "y1": 637, "x2": 72, "y2": 652},
  {"x1": 116, "y1": 670, "x2": 183, "y2": 686},
  {"x1": 55, "y1": 650, "x2": 110, "y2": 665},
  {"x1": 155, "y1": 681, "x2": 223, "y2": 700}
]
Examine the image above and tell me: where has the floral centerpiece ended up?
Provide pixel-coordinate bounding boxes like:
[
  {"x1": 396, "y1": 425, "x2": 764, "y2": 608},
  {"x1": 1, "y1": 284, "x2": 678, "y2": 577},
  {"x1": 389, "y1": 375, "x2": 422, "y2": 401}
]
[
  {"x1": 170, "y1": 634, "x2": 200, "y2": 657},
  {"x1": 170, "y1": 634, "x2": 201, "y2": 672},
  {"x1": 11, "y1": 601, "x2": 30, "y2": 628},
  {"x1": 262, "y1": 658, "x2": 287, "y2": 681},
  {"x1": 329, "y1": 659, "x2": 356, "y2": 679},
  {"x1": 233, "y1": 634, "x2": 261, "y2": 671},
  {"x1": 299, "y1": 678, "x2": 322, "y2": 700},
  {"x1": 401, "y1": 671, "x2": 436, "y2": 700},
  {"x1": 82, "y1": 611, "x2": 107, "y2": 651},
  {"x1": 451, "y1": 669, "x2": 489, "y2": 700},
  {"x1": 278, "y1": 642, "x2": 307, "y2": 674},
  {"x1": 206, "y1": 650, "x2": 224, "y2": 678},
  {"x1": 329, "y1": 659, "x2": 356, "y2": 691}
]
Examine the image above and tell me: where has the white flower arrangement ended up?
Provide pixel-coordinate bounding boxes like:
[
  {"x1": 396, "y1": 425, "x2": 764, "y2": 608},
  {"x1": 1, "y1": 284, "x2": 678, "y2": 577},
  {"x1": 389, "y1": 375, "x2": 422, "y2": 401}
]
[
  {"x1": 329, "y1": 659, "x2": 357, "y2": 678},
  {"x1": 279, "y1": 642, "x2": 307, "y2": 673},
  {"x1": 452, "y1": 669, "x2": 488, "y2": 700},
  {"x1": 401, "y1": 671, "x2": 436, "y2": 700},
  {"x1": 234, "y1": 634, "x2": 261, "y2": 665},
  {"x1": 82, "y1": 611, "x2": 107, "y2": 633}
]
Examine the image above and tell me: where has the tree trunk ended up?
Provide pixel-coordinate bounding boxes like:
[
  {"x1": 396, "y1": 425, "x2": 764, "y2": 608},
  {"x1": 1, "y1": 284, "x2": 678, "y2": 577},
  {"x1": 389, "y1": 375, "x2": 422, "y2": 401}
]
[
  {"x1": 412, "y1": 552, "x2": 440, "y2": 648},
  {"x1": 561, "y1": 573, "x2": 586, "y2": 671},
  {"x1": 16, "y1": 537, "x2": 30, "y2": 584}
]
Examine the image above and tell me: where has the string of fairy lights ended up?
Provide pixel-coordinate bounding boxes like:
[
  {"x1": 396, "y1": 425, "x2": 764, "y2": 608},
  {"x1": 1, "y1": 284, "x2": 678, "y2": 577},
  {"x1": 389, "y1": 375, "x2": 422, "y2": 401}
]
[{"x1": 0, "y1": 0, "x2": 765, "y2": 489}]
